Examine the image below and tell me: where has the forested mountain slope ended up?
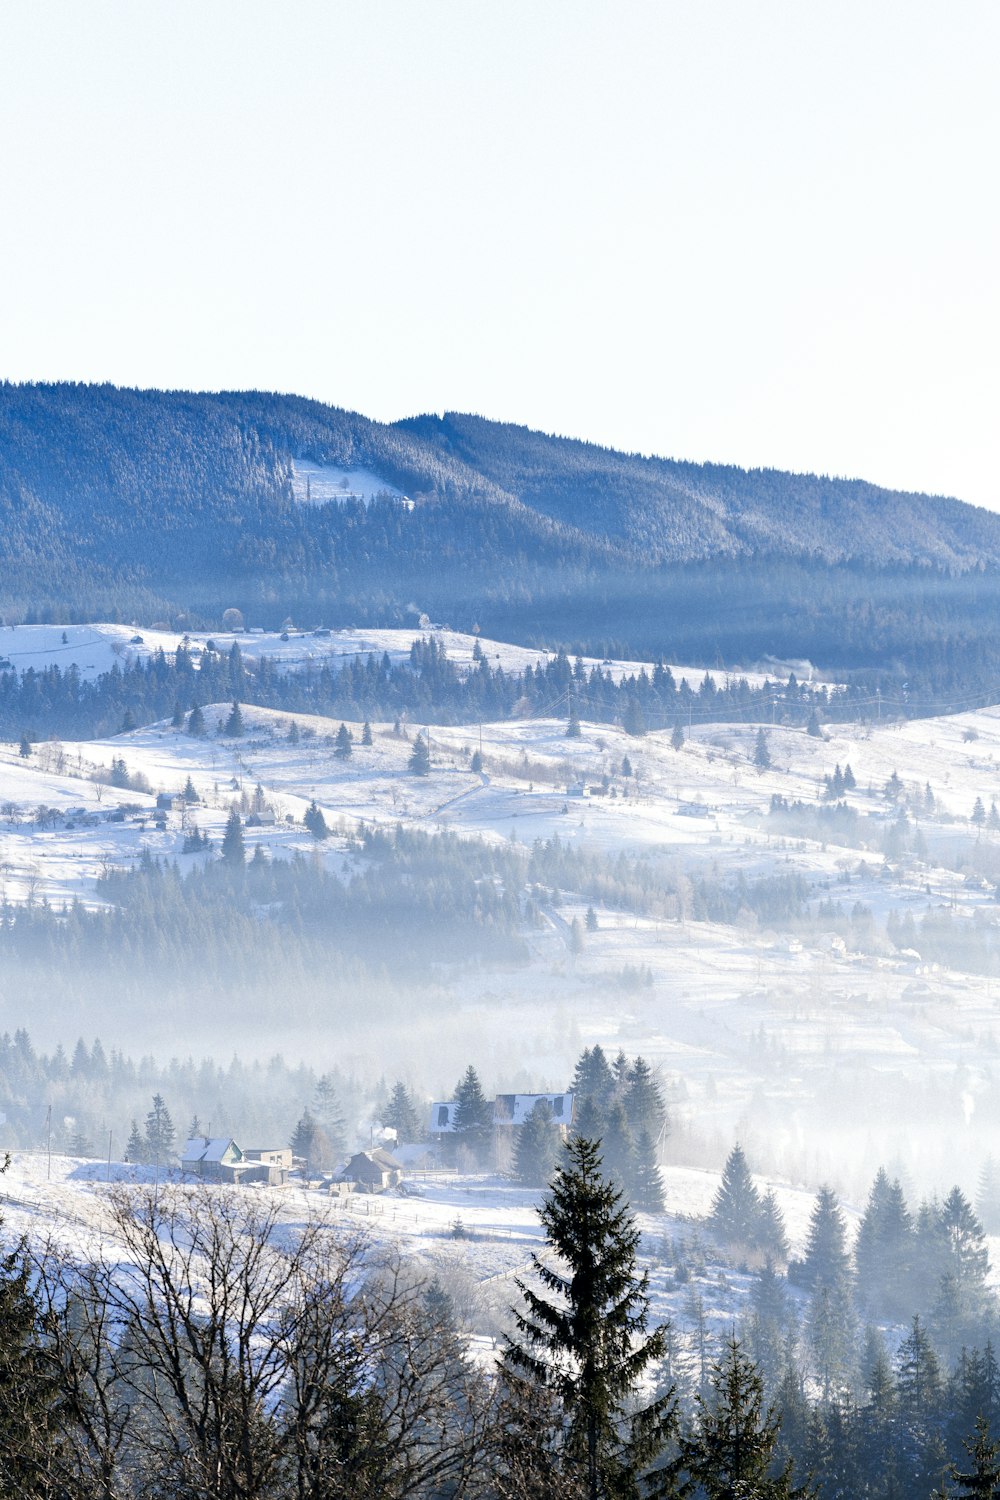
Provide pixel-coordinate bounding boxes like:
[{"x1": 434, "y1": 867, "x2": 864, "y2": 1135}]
[{"x1": 2, "y1": 382, "x2": 999, "y2": 686}]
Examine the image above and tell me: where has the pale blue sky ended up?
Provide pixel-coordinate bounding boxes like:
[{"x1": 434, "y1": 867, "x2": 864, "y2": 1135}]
[{"x1": 0, "y1": 1, "x2": 996, "y2": 507}]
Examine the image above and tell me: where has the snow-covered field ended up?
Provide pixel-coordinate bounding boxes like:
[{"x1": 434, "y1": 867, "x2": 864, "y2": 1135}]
[{"x1": 2, "y1": 625, "x2": 1000, "y2": 1202}]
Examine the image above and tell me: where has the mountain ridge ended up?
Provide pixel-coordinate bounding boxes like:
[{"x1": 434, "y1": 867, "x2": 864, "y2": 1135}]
[{"x1": 1, "y1": 382, "x2": 999, "y2": 685}]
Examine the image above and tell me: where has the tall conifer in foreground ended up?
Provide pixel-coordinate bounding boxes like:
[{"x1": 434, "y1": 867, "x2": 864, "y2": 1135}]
[{"x1": 504, "y1": 1135, "x2": 678, "y2": 1499}]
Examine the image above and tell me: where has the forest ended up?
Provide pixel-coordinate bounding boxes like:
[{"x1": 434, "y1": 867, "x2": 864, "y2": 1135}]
[{"x1": 5, "y1": 385, "x2": 1000, "y2": 690}]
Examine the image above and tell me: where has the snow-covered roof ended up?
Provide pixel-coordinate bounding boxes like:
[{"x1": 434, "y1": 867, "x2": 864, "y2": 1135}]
[
  {"x1": 181, "y1": 1136, "x2": 242, "y2": 1164},
  {"x1": 494, "y1": 1092, "x2": 575, "y2": 1127}
]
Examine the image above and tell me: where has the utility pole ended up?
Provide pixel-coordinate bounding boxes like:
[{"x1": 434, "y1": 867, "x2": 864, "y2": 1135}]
[
  {"x1": 107, "y1": 1129, "x2": 113, "y2": 1185},
  {"x1": 46, "y1": 1104, "x2": 51, "y2": 1180}
]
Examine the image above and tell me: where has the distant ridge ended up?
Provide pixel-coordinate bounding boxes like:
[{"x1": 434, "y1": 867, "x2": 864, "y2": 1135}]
[{"x1": 0, "y1": 382, "x2": 998, "y2": 682}]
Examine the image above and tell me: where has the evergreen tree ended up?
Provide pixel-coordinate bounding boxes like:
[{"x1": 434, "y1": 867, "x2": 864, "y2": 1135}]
[
  {"x1": 17, "y1": 733, "x2": 31, "y2": 758},
  {"x1": 220, "y1": 806, "x2": 245, "y2": 866},
  {"x1": 757, "y1": 1189, "x2": 790, "y2": 1264},
  {"x1": 287, "y1": 719, "x2": 299, "y2": 744},
  {"x1": 470, "y1": 749, "x2": 483, "y2": 773},
  {"x1": 187, "y1": 704, "x2": 205, "y2": 736},
  {"x1": 624, "y1": 1056, "x2": 667, "y2": 1143},
  {"x1": 361, "y1": 720, "x2": 373, "y2": 746},
  {"x1": 683, "y1": 1337, "x2": 812, "y2": 1498},
  {"x1": 408, "y1": 734, "x2": 431, "y2": 775},
  {"x1": 973, "y1": 797, "x2": 987, "y2": 826},
  {"x1": 951, "y1": 1415, "x2": 1000, "y2": 1499},
  {"x1": 125, "y1": 1119, "x2": 145, "y2": 1164},
  {"x1": 304, "y1": 800, "x2": 329, "y2": 839},
  {"x1": 0, "y1": 1157, "x2": 59, "y2": 1496},
  {"x1": 144, "y1": 1093, "x2": 175, "y2": 1164},
  {"x1": 451, "y1": 1065, "x2": 493, "y2": 1169},
  {"x1": 566, "y1": 706, "x2": 582, "y2": 739},
  {"x1": 806, "y1": 709, "x2": 823, "y2": 738},
  {"x1": 709, "y1": 1144, "x2": 763, "y2": 1249},
  {"x1": 629, "y1": 1128, "x2": 664, "y2": 1213},
  {"x1": 311, "y1": 1075, "x2": 346, "y2": 1160},
  {"x1": 601, "y1": 1099, "x2": 635, "y2": 1193},
  {"x1": 513, "y1": 1098, "x2": 560, "y2": 1188},
  {"x1": 854, "y1": 1168, "x2": 913, "y2": 1320},
  {"x1": 571, "y1": 1046, "x2": 615, "y2": 1113},
  {"x1": 182, "y1": 775, "x2": 200, "y2": 804},
  {"x1": 622, "y1": 698, "x2": 646, "y2": 737},
  {"x1": 797, "y1": 1186, "x2": 851, "y2": 1290},
  {"x1": 504, "y1": 1136, "x2": 677, "y2": 1500},
  {"x1": 585, "y1": 905, "x2": 599, "y2": 933},
  {"x1": 224, "y1": 700, "x2": 244, "y2": 737},
  {"x1": 384, "y1": 1081, "x2": 424, "y2": 1144},
  {"x1": 754, "y1": 728, "x2": 772, "y2": 771},
  {"x1": 334, "y1": 722, "x2": 353, "y2": 760},
  {"x1": 670, "y1": 721, "x2": 684, "y2": 751}
]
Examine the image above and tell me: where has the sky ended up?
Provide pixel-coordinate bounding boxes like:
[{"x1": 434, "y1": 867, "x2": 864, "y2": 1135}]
[{"x1": 0, "y1": 1, "x2": 996, "y2": 509}]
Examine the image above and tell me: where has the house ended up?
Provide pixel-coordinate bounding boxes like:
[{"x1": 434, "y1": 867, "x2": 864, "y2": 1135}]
[
  {"x1": 181, "y1": 1137, "x2": 246, "y2": 1183},
  {"x1": 493, "y1": 1092, "x2": 575, "y2": 1136},
  {"x1": 242, "y1": 1146, "x2": 293, "y2": 1185},
  {"x1": 338, "y1": 1148, "x2": 404, "y2": 1192},
  {"x1": 156, "y1": 793, "x2": 175, "y2": 811}
]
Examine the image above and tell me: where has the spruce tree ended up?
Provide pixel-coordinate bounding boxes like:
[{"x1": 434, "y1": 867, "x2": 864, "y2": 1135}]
[
  {"x1": 182, "y1": 775, "x2": 200, "y2": 804},
  {"x1": 304, "y1": 800, "x2": 329, "y2": 839},
  {"x1": 624, "y1": 1056, "x2": 667, "y2": 1143},
  {"x1": 670, "y1": 722, "x2": 684, "y2": 751},
  {"x1": 187, "y1": 704, "x2": 206, "y2": 736},
  {"x1": 798, "y1": 1186, "x2": 851, "y2": 1289},
  {"x1": 708, "y1": 1144, "x2": 763, "y2": 1249},
  {"x1": 754, "y1": 728, "x2": 771, "y2": 771},
  {"x1": 757, "y1": 1189, "x2": 790, "y2": 1264},
  {"x1": 144, "y1": 1093, "x2": 176, "y2": 1164},
  {"x1": 361, "y1": 720, "x2": 373, "y2": 746},
  {"x1": 504, "y1": 1136, "x2": 677, "y2": 1500},
  {"x1": 451, "y1": 1065, "x2": 493, "y2": 1169},
  {"x1": 334, "y1": 722, "x2": 353, "y2": 760},
  {"x1": 682, "y1": 1337, "x2": 812, "y2": 1498},
  {"x1": 125, "y1": 1119, "x2": 145, "y2": 1164},
  {"x1": 384, "y1": 1081, "x2": 424, "y2": 1144},
  {"x1": 0, "y1": 1156, "x2": 59, "y2": 1496},
  {"x1": 952, "y1": 1416, "x2": 1000, "y2": 1499},
  {"x1": 221, "y1": 806, "x2": 245, "y2": 866},
  {"x1": 224, "y1": 700, "x2": 244, "y2": 737},
  {"x1": 566, "y1": 706, "x2": 582, "y2": 739},
  {"x1": 17, "y1": 733, "x2": 31, "y2": 759},
  {"x1": 408, "y1": 734, "x2": 431, "y2": 776},
  {"x1": 629, "y1": 1128, "x2": 665, "y2": 1213},
  {"x1": 513, "y1": 1098, "x2": 560, "y2": 1188}
]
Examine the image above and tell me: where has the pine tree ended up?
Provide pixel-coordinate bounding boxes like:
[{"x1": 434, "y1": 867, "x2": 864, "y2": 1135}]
[
  {"x1": 408, "y1": 734, "x2": 431, "y2": 775},
  {"x1": 304, "y1": 800, "x2": 329, "y2": 839},
  {"x1": 144, "y1": 1093, "x2": 176, "y2": 1164},
  {"x1": 187, "y1": 704, "x2": 206, "y2": 736},
  {"x1": 585, "y1": 905, "x2": 599, "y2": 933},
  {"x1": 0, "y1": 1156, "x2": 59, "y2": 1493},
  {"x1": 757, "y1": 1189, "x2": 790, "y2": 1264},
  {"x1": 182, "y1": 775, "x2": 200, "y2": 804},
  {"x1": 854, "y1": 1168, "x2": 913, "y2": 1319},
  {"x1": 221, "y1": 806, "x2": 245, "y2": 866},
  {"x1": 125, "y1": 1119, "x2": 145, "y2": 1164},
  {"x1": 287, "y1": 720, "x2": 299, "y2": 744},
  {"x1": 451, "y1": 1065, "x2": 493, "y2": 1169},
  {"x1": 504, "y1": 1136, "x2": 677, "y2": 1500},
  {"x1": 361, "y1": 720, "x2": 373, "y2": 746},
  {"x1": 290, "y1": 1108, "x2": 318, "y2": 1171},
  {"x1": 798, "y1": 1186, "x2": 851, "y2": 1290},
  {"x1": 629, "y1": 1128, "x2": 664, "y2": 1212},
  {"x1": 224, "y1": 700, "x2": 244, "y2": 737},
  {"x1": 311, "y1": 1075, "x2": 346, "y2": 1160},
  {"x1": 600, "y1": 1099, "x2": 634, "y2": 1193},
  {"x1": 622, "y1": 699, "x2": 646, "y2": 737},
  {"x1": 683, "y1": 1337, "x2": 812, "y2": 1498},
  {"x1": 566, "y1": 706, "x2": 582, "y2": 739},
  {"x1": 670, "y1": 721, "x2": 684, "y2": 751},
  {"x1": 571, "y1": 1046, "x2": 615, "y2": 1113},
  {"x1": 171, "y1": 701, "x2": 184, "y2": 728},
  {"x1": 624, "y1": 1056, "x2": 667, "y2": 1143},
  {"x1": 18, "y1": 733, "x2": 31, "y2": 758},
  {"x1": 972, "y1": 797, "x2": 987, "y2": 826},
  {"x1": 952, "y1": 1416, "x2": 1000, "y2": 1498},
  {"x1": 754, "y1": 728, "x2": 771, "y2": 771},
  {"x1": 513, "y1": 1098, "x2": 560, "y2": 1187},
  {"x1": 709, "y1": 1144, "x2": 763, "y2": 1249},
  {"x1": 806, "y1": 709, "x2": 823, "y2": 738},
  {"x1": 334, "y1": 722, "x2": 353, "y2": 760},
  {"x1": 384, "y1": 1081, "x2": 424, "y2": 1144}
]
